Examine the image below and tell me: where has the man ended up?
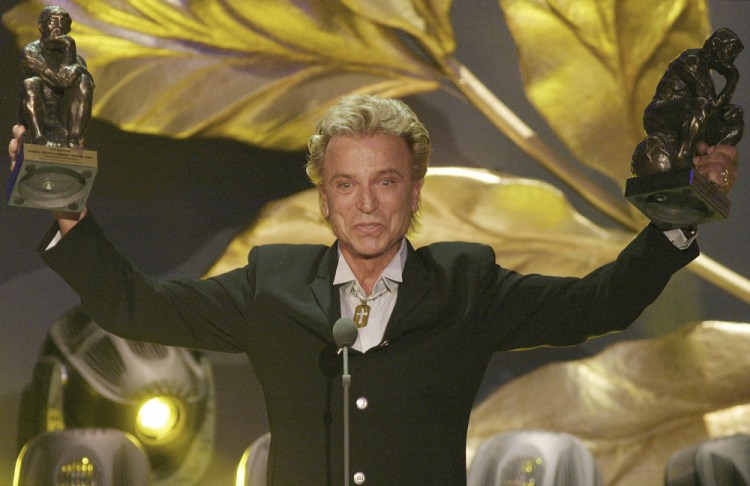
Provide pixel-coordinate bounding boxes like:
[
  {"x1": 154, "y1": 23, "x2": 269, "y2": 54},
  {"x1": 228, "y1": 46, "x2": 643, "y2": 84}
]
[
  {"x1": 20, "y1": 5, "x2": 94, "y2": 148},
  {"x1": 8, "y1": 95, "x2": 739, "y2": 485}
]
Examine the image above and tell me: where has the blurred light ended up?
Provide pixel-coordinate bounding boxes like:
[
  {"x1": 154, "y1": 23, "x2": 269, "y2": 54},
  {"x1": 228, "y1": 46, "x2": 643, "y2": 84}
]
[
  {"x1": 17, "y1": 307, "x2": 215, "y2": 486},
  {"x1": 136, "y1": 396, "x2": 185, "y2": 444},
  {"x1": 236, "y1": 433, "x2": 271, "y2": 486},
  {"x1": 665, "y1": 434, "x2": 750, "y2": 486},
  {"x1": 467, "y1": 430, "x2": 602, "y2": 486},
  {"x1": 13, "y1": 429, "x2": 150, "y2": 486}
]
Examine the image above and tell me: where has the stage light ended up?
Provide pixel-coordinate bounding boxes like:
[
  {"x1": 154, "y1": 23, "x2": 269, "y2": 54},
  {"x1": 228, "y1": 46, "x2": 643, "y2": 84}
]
[
  {"x1": 17, "y1": 306, "x2": 216, "y2": 486},
  {"x1": 13, "y1": 428, "x2": 150, "y2": 486},
  {"x1": 136, "y1": 396, "x2": 185, "y2": 444},
  {"x1": 236, "y1": 433, "x2": 271, "y2": 486},
  {"x1": 467, "y1": 430, "x2": 603, "y2": 486},
  {"x1": 665, "y1": 434, "x2": 750, "y2": 486}
]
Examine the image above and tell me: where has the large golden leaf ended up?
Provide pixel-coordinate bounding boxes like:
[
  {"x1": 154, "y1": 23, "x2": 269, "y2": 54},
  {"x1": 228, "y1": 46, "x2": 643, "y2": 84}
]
[
  {"x1": 467, "y1": 321, "x2": 750, "y2": 486},
  {"x1": 203, "y1": 167, "x2": 630, "y2": 278},
  {"x1": 2, "y1": 0, "x2": 453, "y2": 149},
  {"x1": 499, "y1": 0, "x2": 711, "y2": 186}
]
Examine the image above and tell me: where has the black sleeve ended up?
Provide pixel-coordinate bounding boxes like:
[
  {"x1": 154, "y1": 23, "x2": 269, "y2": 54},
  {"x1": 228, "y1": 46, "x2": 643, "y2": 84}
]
[
  {"x1": 39, "y1": 214, "x2": 252, "y2": 352},
  {"x1": 480, "y1": 223, "x2": 699, "y2": 350}
]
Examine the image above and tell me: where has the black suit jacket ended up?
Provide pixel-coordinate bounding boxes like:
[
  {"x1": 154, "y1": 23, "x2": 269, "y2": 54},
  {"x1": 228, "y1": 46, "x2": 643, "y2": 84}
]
[{"x1": 41, "y1": 216, "x2": 698, "y2": 485}]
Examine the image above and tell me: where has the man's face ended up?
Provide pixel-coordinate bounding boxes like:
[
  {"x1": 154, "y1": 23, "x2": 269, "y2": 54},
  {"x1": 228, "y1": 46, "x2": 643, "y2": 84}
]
[
  {"x1": 320, "y1": 133, "x2": 423, "y2": 266},
  {"x1": 40, "y1": 12, "x2": 68, "y2": 39},
  {"x1": 712, "y1": 37, "x2": 742, "y2": 64}
]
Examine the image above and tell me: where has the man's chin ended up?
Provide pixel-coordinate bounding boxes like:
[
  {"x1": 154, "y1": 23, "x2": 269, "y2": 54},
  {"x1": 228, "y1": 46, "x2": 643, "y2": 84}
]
[
  {"x1": 350, "y1": 248, "x2": 386, "y2": 260},
  {"x1": 345, "y1": 241, "x2": 401, "y2": 262}
]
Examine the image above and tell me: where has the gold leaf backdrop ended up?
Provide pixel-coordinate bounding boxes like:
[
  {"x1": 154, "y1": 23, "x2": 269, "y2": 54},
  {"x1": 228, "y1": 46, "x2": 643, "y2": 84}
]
[
  {"x1": 204, "y1": 167, "x2": 631, "y2": 278},
  {"x1": 2, "y1": 0, "x2": 452, "y2": 149},
  {"x1": 499, "y1": 0, "x2": 711, "y2": 186}
]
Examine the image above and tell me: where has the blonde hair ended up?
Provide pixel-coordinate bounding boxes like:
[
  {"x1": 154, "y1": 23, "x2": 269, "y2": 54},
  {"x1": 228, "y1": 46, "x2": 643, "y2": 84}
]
[{"x1": 306, "y1": 95, "x2": 431, "y2": 187}]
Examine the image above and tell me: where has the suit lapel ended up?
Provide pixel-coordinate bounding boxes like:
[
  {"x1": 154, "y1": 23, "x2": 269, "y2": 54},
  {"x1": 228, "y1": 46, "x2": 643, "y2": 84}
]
[
  {"x1": 309, "y1": 243, "x2": 341, "y2": 340},
  {"x1": 309, "y1": 240, "x2": 436, "y2": 343},
  {"x1": 383, "y1": 242, "x2": 434, "y2": 341}
]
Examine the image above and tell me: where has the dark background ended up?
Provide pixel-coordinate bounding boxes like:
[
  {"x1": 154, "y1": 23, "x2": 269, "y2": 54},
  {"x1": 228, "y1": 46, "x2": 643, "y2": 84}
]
[{"x1": 1, "y1": 1, "x2": 748, "y2": 484}]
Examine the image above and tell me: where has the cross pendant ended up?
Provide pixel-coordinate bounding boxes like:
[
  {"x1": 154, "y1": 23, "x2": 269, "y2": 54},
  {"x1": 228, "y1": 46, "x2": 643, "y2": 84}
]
[{"x1": 354, "y1": 303, "x2": 370, "y2": 328}]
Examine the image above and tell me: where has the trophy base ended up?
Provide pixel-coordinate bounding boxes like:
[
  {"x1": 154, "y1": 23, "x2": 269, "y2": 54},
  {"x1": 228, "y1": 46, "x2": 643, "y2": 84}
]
[
  {"x1": 624, "y1": 169, "x2": 729, "y2": 230},
  {"x1": 6, "y1": 143, "x2": 97, "y2": 213}
]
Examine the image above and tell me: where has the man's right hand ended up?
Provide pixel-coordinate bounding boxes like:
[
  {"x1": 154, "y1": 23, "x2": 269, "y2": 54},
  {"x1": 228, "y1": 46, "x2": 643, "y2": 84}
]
[
  {"x1": 8, "y1": 124, "x2": 87, "y2": 235},
  {"x1": 8, "y1": 124, "x2": 25, "y2": 172}
]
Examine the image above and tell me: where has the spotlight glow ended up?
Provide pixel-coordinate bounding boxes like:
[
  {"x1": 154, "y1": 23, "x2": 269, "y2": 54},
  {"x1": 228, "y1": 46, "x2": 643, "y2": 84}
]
[{"x1": 135, "y1": 396, "x2": 184, "y2": 443}]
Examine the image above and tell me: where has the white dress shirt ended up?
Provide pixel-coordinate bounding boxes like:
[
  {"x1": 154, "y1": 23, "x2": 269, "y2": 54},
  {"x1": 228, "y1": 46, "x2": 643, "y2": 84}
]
[{"x1": 334, "y1": 240, "x2": 407, "y2": 352}]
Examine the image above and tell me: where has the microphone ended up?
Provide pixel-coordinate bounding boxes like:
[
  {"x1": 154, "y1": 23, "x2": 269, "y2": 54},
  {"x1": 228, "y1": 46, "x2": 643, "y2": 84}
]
[
  {"x1": 333, "y1": 317, "x2": 358, "y2": 350},
  {"x1": 332, "y1": 317, "x2": 357, "y2": 486}
]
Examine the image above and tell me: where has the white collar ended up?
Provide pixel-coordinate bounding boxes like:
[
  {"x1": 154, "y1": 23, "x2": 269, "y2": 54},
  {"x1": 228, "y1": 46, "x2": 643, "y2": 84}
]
[{"x1": 333, "y1": 239, "x2": 407, "y2": 287}]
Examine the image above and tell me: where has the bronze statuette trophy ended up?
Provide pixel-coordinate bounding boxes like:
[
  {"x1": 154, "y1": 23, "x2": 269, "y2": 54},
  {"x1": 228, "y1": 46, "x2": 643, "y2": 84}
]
[
  {"x1": 625, "y1": 28, "x2": 744, "y2": 230},
  {"x1": 6, "y1": 5, "x2": 96, "y2": 212}
]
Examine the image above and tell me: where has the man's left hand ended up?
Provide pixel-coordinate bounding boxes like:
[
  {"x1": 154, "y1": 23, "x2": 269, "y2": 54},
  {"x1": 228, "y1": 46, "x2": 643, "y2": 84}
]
[{"x1": 693, "y1": 142, "x2": 739, "y2": 195}]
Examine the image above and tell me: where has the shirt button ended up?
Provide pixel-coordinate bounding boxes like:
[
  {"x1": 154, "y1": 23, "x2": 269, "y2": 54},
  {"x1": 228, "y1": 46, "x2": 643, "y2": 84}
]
[
  {"x1": 354, "y1": 472, "x2": 366, "y2": 484},
  {"x1": 356, "y1": 397, "x2": 368, "y2": 410}
]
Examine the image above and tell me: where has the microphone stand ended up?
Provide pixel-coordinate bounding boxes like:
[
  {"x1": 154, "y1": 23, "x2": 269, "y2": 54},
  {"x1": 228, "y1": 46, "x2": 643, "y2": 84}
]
[
  {"x1": 333, "y1": 318, "x2": 357, "y2": 486},
  {"x1": 342, "y1": 344, "x2": 351, "y2": 486}
]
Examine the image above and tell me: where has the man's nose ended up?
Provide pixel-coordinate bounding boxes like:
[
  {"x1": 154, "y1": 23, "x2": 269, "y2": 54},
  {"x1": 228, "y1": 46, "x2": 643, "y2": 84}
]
[{"x1": 356, "y1": 186, "x2": 378, "y2": 213}]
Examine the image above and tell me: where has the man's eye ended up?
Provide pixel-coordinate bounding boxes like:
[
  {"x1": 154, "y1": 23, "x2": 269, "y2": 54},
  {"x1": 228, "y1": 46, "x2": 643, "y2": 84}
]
[
  {"x1": 338, "y1": 182, "x2": 352, "y2": 189},
  {"x1": 380, "y1": 179, "x2": 393, "y2": 186}
]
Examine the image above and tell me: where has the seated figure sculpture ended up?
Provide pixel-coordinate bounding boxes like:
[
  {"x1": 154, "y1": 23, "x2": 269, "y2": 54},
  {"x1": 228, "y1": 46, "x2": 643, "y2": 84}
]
[
  {"x1": 19, "y1": 5, "x2": 94, "y2": 149},
  {"x1": 631, "y1": 28, "x2": 744, "y2": 177}
]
